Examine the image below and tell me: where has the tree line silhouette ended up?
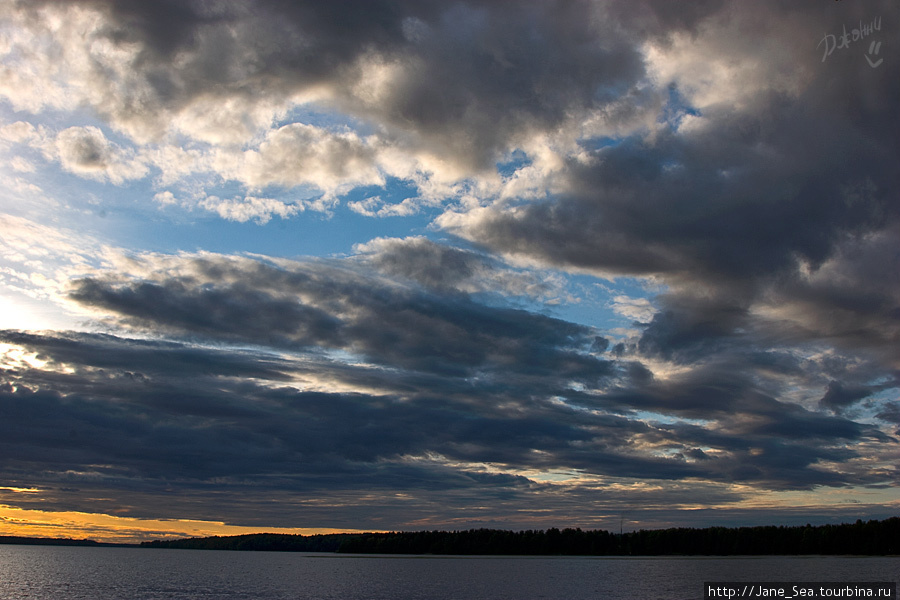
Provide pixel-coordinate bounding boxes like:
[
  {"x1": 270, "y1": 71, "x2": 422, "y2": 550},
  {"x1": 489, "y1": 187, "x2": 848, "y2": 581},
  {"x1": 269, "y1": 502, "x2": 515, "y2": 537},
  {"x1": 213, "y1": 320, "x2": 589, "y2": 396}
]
[
  {"x1": 0, "y1": 536, "x2": 111, "y2": 547},
  {"x1": 141, "y1": 532, "x2": 347, "y2": 552},
  {"x1": 138, "y1": 517, "x2": 900, "y2": 555}
]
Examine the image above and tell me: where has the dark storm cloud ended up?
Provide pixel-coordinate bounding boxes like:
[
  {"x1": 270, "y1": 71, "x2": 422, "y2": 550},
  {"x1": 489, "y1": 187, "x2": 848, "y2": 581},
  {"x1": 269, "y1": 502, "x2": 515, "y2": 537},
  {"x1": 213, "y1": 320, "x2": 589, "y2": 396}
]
[
  {"x1": 616, "y1": 360, "x2": 886, "y2": 442},
  {"x1": 70, "y1": 277, "x2": 345, "y2": 348},
  {"x1": 0, "y1": 329, "x2": 293, "y2": 381},
  {"x1": 819, "y1": 381, "x2": 874, "y2": 412},
  {"x1": 451, "y1": 95, "x2": 897, "y2": 284},
  {"x1": 56, "y1": 249, "x2": 900, "y2": 494},
  {"x1": 17, "y1": 0, "x2": 898, "y2": 184},
  {"x1": 0, "y1": 328, "x2": 613, "y2": 523},
  {"x1": 62, "y1": 249, "x2": 899, "y2": 468},
  {"x1": 18, "y1": 0, "x2": 653, "y2": 166},
  {"x1": 637, "y1": 296, "x2": 752, "y2": 363},
  {"x1": 357, "y1": 236, "x2": 484, "y2": 292},
  {"x1": 436, "y1": 1, "x2": 900, "y2": 412},
  {"x1": 365, "y1": 0, "x2": 643, "y2": 167},
  {"x1": 98, "y1": 0, "x2": 214, "y2": 60},
  {"x1": 1, "y1": 330, "x2": 554, "y2": 485},
  {"x1": 2, "y1": 319, "x2": 895, "y2": 526},
  {"x1": 68, "y1": 254, "x2": 611, "y2": 381},
  {"x1": 877, "y1": 402, "x2": 900, "y2": 424}
]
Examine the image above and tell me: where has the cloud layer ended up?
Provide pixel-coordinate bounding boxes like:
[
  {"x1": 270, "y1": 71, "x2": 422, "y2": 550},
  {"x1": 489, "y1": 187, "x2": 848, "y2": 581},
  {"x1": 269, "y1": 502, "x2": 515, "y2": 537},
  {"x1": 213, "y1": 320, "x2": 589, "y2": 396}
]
[
  {"x1": 0, "y1": 0, "x2": 898, "y2": 533},
  {"x1": 1, "y1": 246, "x2": 896, "y2": 528}
]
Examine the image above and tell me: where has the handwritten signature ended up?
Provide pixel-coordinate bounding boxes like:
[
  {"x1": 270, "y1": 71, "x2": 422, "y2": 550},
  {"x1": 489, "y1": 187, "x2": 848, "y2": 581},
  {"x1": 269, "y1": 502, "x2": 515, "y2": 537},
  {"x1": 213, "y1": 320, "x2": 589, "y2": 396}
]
[{"x1": 818, "y1": 16, "x2": 883, "y2": 67}]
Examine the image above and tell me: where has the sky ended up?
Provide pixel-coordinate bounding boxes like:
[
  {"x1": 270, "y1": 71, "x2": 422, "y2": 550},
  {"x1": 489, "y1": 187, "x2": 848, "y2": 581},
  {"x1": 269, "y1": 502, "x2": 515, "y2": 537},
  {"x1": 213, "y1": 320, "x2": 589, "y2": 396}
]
[{"x1": 0, "y1": 0, "x2": 898, "y2": 544}]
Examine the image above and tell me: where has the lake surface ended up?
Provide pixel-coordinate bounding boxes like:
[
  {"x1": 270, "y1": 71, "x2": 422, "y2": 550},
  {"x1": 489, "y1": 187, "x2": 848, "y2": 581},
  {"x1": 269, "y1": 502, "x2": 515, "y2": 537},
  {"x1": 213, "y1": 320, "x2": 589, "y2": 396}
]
[{"x1": 0, "y1": 545, "x2": 896, "y2": 600}]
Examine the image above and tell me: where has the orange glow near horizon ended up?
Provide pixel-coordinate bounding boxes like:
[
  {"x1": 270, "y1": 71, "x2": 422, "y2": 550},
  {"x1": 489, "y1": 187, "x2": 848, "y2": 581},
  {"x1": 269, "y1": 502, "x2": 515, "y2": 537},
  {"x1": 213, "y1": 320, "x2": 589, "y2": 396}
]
[{"x1": 0, "y1": 504, "x2": 368, "y2": 545}]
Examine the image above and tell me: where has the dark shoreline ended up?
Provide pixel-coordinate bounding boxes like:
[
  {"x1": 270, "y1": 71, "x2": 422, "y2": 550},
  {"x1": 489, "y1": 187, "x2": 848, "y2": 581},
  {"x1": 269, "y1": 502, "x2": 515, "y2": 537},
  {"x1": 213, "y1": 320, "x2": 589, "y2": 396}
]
[
  {"x1": 146, "y1": 518, "x2": 900, "y2": 556},
  {"x1": 5, "y1": 517, "x2": 897, "y2": 556},
  {"x1": 0, "y1": 536, "x2": 136, "y2": 548}
]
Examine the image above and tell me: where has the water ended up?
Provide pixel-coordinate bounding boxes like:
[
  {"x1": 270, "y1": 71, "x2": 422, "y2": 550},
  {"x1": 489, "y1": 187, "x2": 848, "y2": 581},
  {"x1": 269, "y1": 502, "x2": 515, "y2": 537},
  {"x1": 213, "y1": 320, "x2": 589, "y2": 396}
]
[{"x1": 0, "y1": 545, "x2": 896, "y2": 600}]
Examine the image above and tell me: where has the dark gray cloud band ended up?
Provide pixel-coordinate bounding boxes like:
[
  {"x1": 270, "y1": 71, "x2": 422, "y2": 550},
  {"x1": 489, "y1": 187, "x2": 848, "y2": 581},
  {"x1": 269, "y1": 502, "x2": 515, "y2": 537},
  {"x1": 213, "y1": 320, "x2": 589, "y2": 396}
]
[
  {"x1": 2, "y1": 0, "x2": 899, "y2": 531},
  {"x1": 2, "y1": 245, "x2": 896, "y2": 527}
]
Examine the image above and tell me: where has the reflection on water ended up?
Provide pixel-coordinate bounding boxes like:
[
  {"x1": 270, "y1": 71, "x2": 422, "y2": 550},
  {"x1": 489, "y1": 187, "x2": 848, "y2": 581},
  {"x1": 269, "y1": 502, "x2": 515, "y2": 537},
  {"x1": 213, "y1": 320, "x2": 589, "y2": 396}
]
[{"x1": 0, "y1": 545, "x2": 897, "y2": 600}]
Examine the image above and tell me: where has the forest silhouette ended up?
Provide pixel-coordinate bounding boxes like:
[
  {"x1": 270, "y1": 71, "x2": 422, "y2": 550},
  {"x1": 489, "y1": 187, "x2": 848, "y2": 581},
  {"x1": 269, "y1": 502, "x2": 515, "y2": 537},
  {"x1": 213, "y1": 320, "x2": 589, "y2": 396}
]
[{"x1": 136, "y1": 517, "x2": 900, "y2": 556}]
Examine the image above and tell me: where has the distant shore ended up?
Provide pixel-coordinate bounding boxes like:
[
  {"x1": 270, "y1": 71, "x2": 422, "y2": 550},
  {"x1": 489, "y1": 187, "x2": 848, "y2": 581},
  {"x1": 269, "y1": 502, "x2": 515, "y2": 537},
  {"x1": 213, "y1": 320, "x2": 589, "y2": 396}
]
[
  {"x1": 0, "y1": 536, "x2": 135, "y2": 548},
  {"x1": 4, "y1": 517, "x2": 897, "y2": 556}
]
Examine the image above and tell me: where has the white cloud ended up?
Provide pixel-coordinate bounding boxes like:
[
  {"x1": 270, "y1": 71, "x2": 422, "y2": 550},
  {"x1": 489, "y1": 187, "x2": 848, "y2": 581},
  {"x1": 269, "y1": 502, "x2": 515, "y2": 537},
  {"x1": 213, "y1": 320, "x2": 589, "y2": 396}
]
[
  {"x1": 197, "y1": 195, "x2": 303, "y2": 225},
  {"x1": 0, "y1": 214, "x2": 109, "y2": 329},
  {"x1": 171, "y1": 95, "x2": 291, "y2": 147},
  {"x1": 153, "y1": 191, "x2": 178, "y2": 206},
  {"x1": 0, "y1": 2, "x2": 618, "y2": 222},
  {"x1": 347, "y1": 195, "x2": 440, "y2": 218},
  {"x1": 9, "y1": 156, "x2": 35, "y2": 173},
  {"x1": 642, "y1": 5, "x2": 813, "y2": 111},
  {"x1": 53, "y1": 126, "x2": 147, "y2": 184},
  {"x1": 141, "y1": 144, "x2": 213, "y2": 187},
  {"x1": 212, "y1": 123, "x2": 384, "y2": 193},
  {"x1": 349, "y1": 52, "x2": 407, "y2": 108},
  {"x1": 0, "y1": 2, "x2": 590, "y2": 224},
  {"x1": 347, "y1": 196, "x2": 384, "y2": 217},
  {"x1": 0, "y1": 4, "x2": 163, "y2": 141},
  {"x1": 611, "y1": 295, "x2": 656, "y2": 323},
  {"x1": 0, "y1": 121, "x2": 41, "y2": 144}
]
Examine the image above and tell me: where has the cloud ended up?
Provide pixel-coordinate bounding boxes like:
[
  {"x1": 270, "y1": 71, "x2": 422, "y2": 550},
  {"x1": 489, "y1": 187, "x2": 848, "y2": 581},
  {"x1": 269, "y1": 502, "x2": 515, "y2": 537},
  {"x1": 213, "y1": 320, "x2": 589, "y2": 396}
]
[
  {"x1": 759, "y1": 226, "x2": 900, "y2": 367},
  {"x1": 57, "y1": 250, "x2": 897, "y2": 487},
  {"x1": 2, "y1": 0, "x2": 899, "y2": 531},
  {"x1": 347, "y1": 195, "x2": 440, "y2": 218},
  {"x1": 1, "y1": 233, "x2": 897, "y2": 528},
  {"x1": 355, "y1": 236, "x2": 481, "y2": 292},
  {"x1": 66, "y1": 251, "x2": 606, "y2": 381},
  {"x1": 354, "y1": 236, "x2": 563, "y2": 301},
  {"x1": 611, "y1": 295, "x2": 656, "y2": 323},
  {"x1": 0, "y1": 215, "x2": 108, "y2": 328},
  {"x1": 434, "y1": 2, "x2": 900, "y2": 408},
  {"x1": 5, "y1": 0, "x2": 898, "y2": 217},
  {"x1": 2, "y1": 322, "x2": 893, "y2": 529},
  {"x1": 0, "y1": 121, "x2": 41, "y2": 144},
  {"x1": 196, "y1": 195, "x2": 303, "y2": 224},
  {"x1": 212, "y1": 123, "x2": 384, "y2": 193},
  {"x1": 1, "y1": 121, "x2": 148, "y2": 185},
  {"x1": 54, "y1": 126, "x2": 148, "y2": 183},
  {"x1": 441, "y1": 100, "x2": 896, "y2": 283},
  {"x1": 819, "y1": 381, "x2": 874, "y2": 413},
  {"x1": 0, "y1": 0, "x2": 653, "y2": 203}
]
